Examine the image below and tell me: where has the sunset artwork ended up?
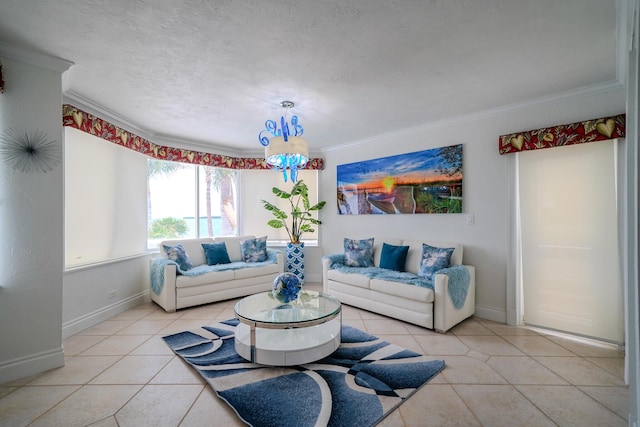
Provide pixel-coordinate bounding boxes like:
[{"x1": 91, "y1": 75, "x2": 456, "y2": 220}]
[{"x1": 337, "y1": 144, "x2": 463, "y2": 215}]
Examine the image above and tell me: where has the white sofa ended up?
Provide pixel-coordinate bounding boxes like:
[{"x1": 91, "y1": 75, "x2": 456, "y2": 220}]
[
  {"x1": 150, "y1": 236, "x2": 284, "y2": 312},
  {"x1": 322, "y1": 238, "x2": 475, "y2": 333}
]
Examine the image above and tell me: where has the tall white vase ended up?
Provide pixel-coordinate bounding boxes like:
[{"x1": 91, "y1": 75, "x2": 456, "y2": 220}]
[{"x1": 286, "y1": 242, "x2": 305, "y2": 284}]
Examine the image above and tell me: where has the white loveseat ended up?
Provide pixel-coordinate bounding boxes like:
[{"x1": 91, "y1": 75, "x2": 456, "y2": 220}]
[
  {"x1": 322, "y1": 238, "x2": 475, "y2": 333},
  {"x1": 150, "y1": 236, "x2": 284, "y2": 312}
]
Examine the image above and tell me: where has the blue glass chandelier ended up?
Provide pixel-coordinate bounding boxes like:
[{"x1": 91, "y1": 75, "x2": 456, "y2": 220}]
[{"x1": 258, "y1": 101, "x2": 309, "y2": 182}]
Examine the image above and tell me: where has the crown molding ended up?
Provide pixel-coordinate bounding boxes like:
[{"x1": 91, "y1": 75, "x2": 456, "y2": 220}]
[
  {"x1": 0, "y1": 40, "x2": 73, "y2": 73},
  {"x1": 322, "y1": 80, "x2": 626, "y2": 153}
]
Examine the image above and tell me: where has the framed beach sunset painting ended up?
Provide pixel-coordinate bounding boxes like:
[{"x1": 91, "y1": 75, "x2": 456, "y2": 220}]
[{"x1": 337, "y1": 144, "x2": 463, "y2": 215}]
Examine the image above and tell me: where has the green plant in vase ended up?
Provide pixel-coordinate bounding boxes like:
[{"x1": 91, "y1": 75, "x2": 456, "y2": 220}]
[{"x1": 262, "y1": 180, "x2": 326, "y2": 284}]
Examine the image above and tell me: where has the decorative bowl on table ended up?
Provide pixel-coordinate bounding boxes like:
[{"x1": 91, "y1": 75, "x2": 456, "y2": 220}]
[{"x1": 271, "y1": 272, "x2": 302, "y2": 304}]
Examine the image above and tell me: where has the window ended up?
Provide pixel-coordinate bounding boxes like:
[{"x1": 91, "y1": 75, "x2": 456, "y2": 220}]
[
  {"x1": 147, "y1": 160, "x2": 238, "y2": 249},
  {"x1": 65, "y1": 127, "x2": 148, "y2": 268}
]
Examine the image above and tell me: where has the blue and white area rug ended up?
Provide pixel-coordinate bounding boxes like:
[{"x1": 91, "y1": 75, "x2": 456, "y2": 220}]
[{"x1": 163, "y1": 319, "x2": 445, "y2": 427}]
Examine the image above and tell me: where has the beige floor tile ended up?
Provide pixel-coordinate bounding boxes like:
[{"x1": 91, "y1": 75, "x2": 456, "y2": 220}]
[
  {"x1": 501, "y1": 335, "x2": 577, "y2": 356},
  {"x1": 90, "y1": 355, "x2": 173, "y2": 384},
  {"x1": 414, "y1": 334, "x2": 469, "y2": 355},
  {"x1": 363, "y1": 318, "x2": 411, "y2": 335},
  {"x1": 586, "y1": 357, "x2": 626, "y2": 380},
  {"x1": 109, "y1": 307, "x2": 156, "y2": 321},
  {"x1": 578, "y1": 385, "x2": 630, "y2": 419},
  {"x1": 450, "y1": 319, "x2": 496, "y2": 336},
  {"x1": 454, "y1": 384, "x2": 556, "y2": 427},
  {"x1": 376, "y1": 334, "x2": 424, "y2": 355},
  {"x1": 141, "y1": 309, "x2": 185, "y2": 320},
  {"x1": 159, "y1": 319, "x2": 215, "y2": 335},
  {"x1": 89, "y1": 416, "x2": 119, "y2": 426},
  {"x1": 0, "y1": 385, "x2": 79, "y2": 426},
  {"x1": 62, "y1": 334, "x2": 108, "y2": 356},
  {"x1": 177, "y1": 305, "x2": 224, "y2": 320},
  {"x1": 439, "y1": 355, "x2": 507, "y2": 384},
  {"x1": 517, "y1": 385, "x2": 627, "y2": 426},
  {"x1": 80, "y1": 334, "x2": 152, "y2": 356},
  {"x1": 115, "y1": 319, "x2": 175, "y2": 335},
  {"x1": 129, "y1": 335, "x2": 177, "y2": 356},
  {"x1": 340, "y1": 304, "x2": 363, "y2": 320},
  {"x1": 376, "y1": 407, "x2": 404, "y2": 427},
  {"x1": 487, "y1": 356, "x2": 569, "y2": 385},
  {"x1": 0, "y1": 386, "x2": 17, "y2": 398},
  {"x1": 534, "y1": 356, "x2": 627, "y2": 386},
  {"x1": 397, "y1": 384, "x2": 481, "y2": 426},
  {"x1": 357, "y1": 308, "x2": 390, "y2": 320},
  {"x1": 214, "y1": 307, "x2": 237, "y2": 321},
  {"x1": 466, "y1": 350, "x2": 490, "y2": 362},
  {"x1": 77, "y1": 320, "x2": 133, "y2": 335},
  {"x1": 456, "y1": 335, "x2": 524, "y2": 356},
  {"x1": 180, "y1": 386, "x2": 247, "y2": 427},
  {"x1": 29, "y1": 385, "x2": 142, "y2": 427},
  {"x1": 150, "y1": 357, "x2": 205, "y2": 384},
  {"x1": 402, "y1": 322, "x2": 435, "y2": 335},
  {"x1": 343, "y1": 318, "x2": 366, "y2": 331},
  {"x1": 115, "y1": 384, "x2": 204, "y2": 427},
  {"x1": 28, "y1": 356, "x2": 121, "y2": 385}
]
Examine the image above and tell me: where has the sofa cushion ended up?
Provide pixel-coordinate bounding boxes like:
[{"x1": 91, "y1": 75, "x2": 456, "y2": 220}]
[
  {"x1": 240, "y1": 236, "x2": 268, "y2": 262},
  {"x1": 160, "y1": 237, "x2": 214, "y2": 267},
  {"x1": 175, "y1": 269, "x2": 235, "y2": 287},
  {"x1": 326, "y1": 269, "x2": 370, "y2": 289},
  {"x1": 344, "y1": 237, "x2": 375, "y2": 267},
  {"x1": 202, "y1": 242, "x2": 231, "y2": 265},
  {"x1": 214, "y1": 236, "x2": 247, "y2": 262},
  {"x1": 234, "y1": 262, "x2": 281, "y2": 279},
  {"x1": 162, "y1": 244, "x2": 193, "y2": 271},
  {"x1": 379, "y1": 242, "x2": 409, "y2": 271},
  {"x1": 418, "y1": 243, "x2": 455, "y2": 280},
  {"x1": 370, "y1": 279, "x2": 434, "y2": 303}
]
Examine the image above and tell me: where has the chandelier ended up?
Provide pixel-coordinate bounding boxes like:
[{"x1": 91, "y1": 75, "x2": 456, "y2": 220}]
[{"x1": 258, "y1": 101, "x2": 309, "y2": 182}]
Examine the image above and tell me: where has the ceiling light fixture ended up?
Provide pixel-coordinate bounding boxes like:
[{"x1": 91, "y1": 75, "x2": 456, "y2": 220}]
[{"x1": 258, "y1": 100, "x2": 309, "y2": 182}]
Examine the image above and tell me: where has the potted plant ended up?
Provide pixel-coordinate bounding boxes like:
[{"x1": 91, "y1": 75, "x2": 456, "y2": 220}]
[{"x1": 262, "y1": 180, "x2": 326, "y2": 283}]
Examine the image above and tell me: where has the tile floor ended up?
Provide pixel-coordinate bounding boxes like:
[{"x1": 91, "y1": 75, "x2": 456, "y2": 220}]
[{"x1": 0, "y1": 284, "x2": 628, "y2": 426}]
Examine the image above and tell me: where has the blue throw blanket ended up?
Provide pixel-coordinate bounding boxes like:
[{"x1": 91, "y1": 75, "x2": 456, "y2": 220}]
[
  {"x1": 324, "y1": 254, "x2": 470, "y2": 308},
  {"x1": 151, "y1": 249, "x2": 280, "y2": 295}
]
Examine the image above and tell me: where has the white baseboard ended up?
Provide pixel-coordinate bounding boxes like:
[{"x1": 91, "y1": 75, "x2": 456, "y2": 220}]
[
  {"x1": 0, "y1": 347, "x2": 65, "y2": 384},
  {"x1": 474, "y1": 305, "x2": 507, "y2": 324},
  {"x1": 62, "y1": 291, "x2": 149, "y2": 339}
]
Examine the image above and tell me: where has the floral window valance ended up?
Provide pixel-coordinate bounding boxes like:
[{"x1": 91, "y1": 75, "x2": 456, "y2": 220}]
[
  {"x1": 62, "y1": 104, "x2": 324, "y2": 170},
  {"x1": 498, "y1": 114, "x2": 625, "y2": 155}
]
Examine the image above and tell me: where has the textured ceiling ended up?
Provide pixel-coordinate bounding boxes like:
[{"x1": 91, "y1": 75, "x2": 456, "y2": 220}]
[{"x1": 0, "y1": 0, "x2": 621, "y2": 154}]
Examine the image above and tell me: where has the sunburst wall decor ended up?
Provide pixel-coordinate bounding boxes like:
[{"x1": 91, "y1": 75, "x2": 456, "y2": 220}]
[{"x1": 0, "y1": 127, "x2": 62, "y2": 173}]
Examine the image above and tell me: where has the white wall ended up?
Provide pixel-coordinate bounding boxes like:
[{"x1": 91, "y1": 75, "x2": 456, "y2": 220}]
[
  {"x1": 0, "y1": 46, "x2": 72, "y2": 383},
  {"x1": 318, "y1": 83, "x2": 626, "y2": 323}
]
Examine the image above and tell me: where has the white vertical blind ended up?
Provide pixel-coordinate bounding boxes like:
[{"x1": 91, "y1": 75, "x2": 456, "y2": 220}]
[
  {"x1": 65, "y1": 127, "x2": 148, "y2": 267},
  {"x1": 518, "y1": 140, "x2": 624, "y2": 343},
  {"x1": 241, "y1": 169, "x2": 320, "y2": 242}
]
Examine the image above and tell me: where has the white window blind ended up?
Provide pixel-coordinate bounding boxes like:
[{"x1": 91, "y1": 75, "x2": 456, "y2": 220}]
[
  {"x1": 241, "y1": 169, "x2": 320, "y2": 243},
  {"x1": 65, "y1": 127, "x2": 148, "y2": 267},
  {"x1": 517, "y1": 140, "x2": 624, "y2": 343}
]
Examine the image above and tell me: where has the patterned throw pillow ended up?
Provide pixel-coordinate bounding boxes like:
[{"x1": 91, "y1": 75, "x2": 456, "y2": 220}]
[
  {"x1": 379, "y1": 242, "x2": 410, "y2": 271},
  {"x1": 162, "y1": 244, "x2": 193, "y2": 271},
  {"x1": 240, "y1": 236, "x2": 268, "y2": 262},
  {"x1": 344, "y1": 238, "x2": 375, "y2": 267},
  {"x1": 418, "y1": 243, "x2": 455, "y2": 280},
  {"x1": 202, "y1": 242, "x2": 231, "y2": 265}
]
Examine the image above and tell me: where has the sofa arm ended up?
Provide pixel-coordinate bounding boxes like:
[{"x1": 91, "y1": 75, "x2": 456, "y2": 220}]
[
  {"x1": 433, "y1": 265, "x2": 476, "y2": 333},
  {"x1": 149, "y1": 261, "x2": 178, "y2": 312},
  {"x1": 275, "y1": 251, "x2": 285, "y2": 273},
  {"x1": 321, "y1": 254, "x2": 343, "y2": 293}
]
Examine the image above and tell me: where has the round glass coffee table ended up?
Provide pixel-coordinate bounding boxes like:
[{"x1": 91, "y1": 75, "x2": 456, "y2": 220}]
[{"x1": 234, "y1": 290, "x2": 342, "y2": 366}]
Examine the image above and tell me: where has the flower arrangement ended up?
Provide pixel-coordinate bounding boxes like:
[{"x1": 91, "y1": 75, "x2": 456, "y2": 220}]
[{"x1": 271, "y1": 272, "x2": 302, "y2": 303}]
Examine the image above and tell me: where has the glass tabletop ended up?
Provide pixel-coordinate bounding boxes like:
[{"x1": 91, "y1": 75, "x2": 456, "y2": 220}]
[{"x1": 234, "y1": 290, "x2": 341, "y2": 326}]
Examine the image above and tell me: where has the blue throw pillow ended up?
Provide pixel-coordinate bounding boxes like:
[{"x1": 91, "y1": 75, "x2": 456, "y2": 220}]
[
  {"x1": 202, "y1": 242, "x2": 231, "y2": 265},
  {"x1": 162, "y1": 244, "x2": 193, "y2": 271},
  {"x1": 344, "y1": 238, "x2": 374, "y2": 267},
  {"x1": 240, "y1": 236, "x2": 268, "y2": 262},
  {"x1": 418, "y1": 243, "x2": 454, "y2": 280},
  {"x1": 379, "y1": 242, "x2": 409, "y2": 271}
]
